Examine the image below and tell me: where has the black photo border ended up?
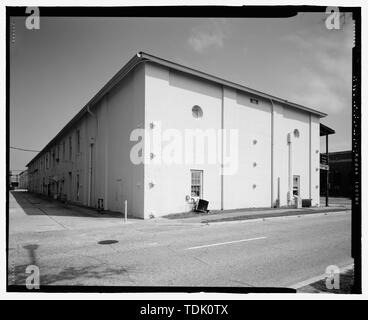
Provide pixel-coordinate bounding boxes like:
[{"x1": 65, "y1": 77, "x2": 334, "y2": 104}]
[{"x1": 5, "y1": 5, "x2": 362, "y2": 294}]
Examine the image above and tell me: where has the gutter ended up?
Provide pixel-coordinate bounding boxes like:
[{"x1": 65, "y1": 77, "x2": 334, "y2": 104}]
[{"x1": 139, "y1": 51, "x2": 327, "y2": 118}]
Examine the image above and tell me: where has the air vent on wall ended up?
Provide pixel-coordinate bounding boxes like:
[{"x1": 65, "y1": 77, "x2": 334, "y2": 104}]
[{"x1": 250, "y1": 98, "x2": 259, "y2": 105}]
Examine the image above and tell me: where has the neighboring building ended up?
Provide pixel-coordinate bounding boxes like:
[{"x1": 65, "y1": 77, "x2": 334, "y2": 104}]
[
  {"x1": 18, "y1": 170, "x2": 28, "y2": 190},
  {"x1": 27, "y1": 52, "x2": 327, "y2": 218},
  {"x1": 9, "y1": 171, "x2": 19, "y2": 189},
  {"x1": 320, "y1": 151, "x2": 352, "y2": 198}
]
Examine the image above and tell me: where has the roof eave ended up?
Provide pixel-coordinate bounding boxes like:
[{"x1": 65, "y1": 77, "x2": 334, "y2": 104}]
[
  {"x1": 26, "y1": 53, "x2": 144, "y2": 167},
  {"x1": 27, "y1": 51, "x2": 328, "y2": 167},
  {"x1": 139, "y1": 51, "x2": 327, "y2": 118}
]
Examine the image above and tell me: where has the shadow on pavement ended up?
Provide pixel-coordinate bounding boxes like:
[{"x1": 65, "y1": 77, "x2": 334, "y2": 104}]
[
  {"x1": 8, "y1": 263, "x2": 132, "y2": 286},
  {"x1": 10, "y1": 191, "x2": 133, "y2": 220}
]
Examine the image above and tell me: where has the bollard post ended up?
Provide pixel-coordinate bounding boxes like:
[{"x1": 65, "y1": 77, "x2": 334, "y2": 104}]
[{"x1": 124, "y1": 200, "x2": 127, "y2": 223}]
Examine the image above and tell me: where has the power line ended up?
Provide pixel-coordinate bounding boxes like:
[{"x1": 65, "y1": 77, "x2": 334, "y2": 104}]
[{"x1": 10, "y1": 146, "x2": 40, "y2": 152}]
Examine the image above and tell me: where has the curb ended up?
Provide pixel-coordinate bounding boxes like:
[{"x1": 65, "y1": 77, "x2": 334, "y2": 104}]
[
  {"x1": 156, "y1": 209, "x2": 351, "y2": 227},
  {"x1": 289, "y1": 263, "x2": 354, "y2": 290}
]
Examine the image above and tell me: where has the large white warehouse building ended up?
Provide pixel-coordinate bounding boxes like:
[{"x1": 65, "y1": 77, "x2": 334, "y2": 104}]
[{"x1": 27, "y1": 52, "x2": 327, "y2": 219}]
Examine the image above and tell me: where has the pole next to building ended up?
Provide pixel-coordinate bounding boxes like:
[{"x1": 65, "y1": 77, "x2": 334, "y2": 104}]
[
  {"x1": 326, "y1": 134, "x2": 329, "y2": 207},
  {"x1": 319, "y1": 123, "x2": 334, "y2": 208}
]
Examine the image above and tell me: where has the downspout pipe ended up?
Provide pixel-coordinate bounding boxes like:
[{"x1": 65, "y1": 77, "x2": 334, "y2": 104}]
[
  {"x1": 86, "y1": 104, "x2": 96, "y2": 207},
  {"x1": 287, "y1": 132, "x2": 293, "y2": 206},
  {"x1": 87, "y1": 104, "x2": 98, "y2": 136},
  {"x1": 221, "y1": 86, "x2": 225, "y2": 210},
  {"x1": 269, "y1": 98, "x2": 275, "y2": 207}
]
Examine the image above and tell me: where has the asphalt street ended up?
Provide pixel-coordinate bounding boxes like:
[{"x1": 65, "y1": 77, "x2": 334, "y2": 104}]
[{"x1": 8, "y1": 191, "x2": 352, "y2": 288}]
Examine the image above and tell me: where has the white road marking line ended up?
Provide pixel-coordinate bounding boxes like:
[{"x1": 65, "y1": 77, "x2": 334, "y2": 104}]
[{"x1": 185, "y1": 236, "x2": 267, "y2": 250}]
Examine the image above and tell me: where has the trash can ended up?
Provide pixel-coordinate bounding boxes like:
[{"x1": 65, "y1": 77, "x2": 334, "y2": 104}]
[
  {"x1": 196, "y1": 199, "x2": 209, "y2": 213},
  {"x1": 302, "y1": 199, "x2": 312, "y2": 207}
]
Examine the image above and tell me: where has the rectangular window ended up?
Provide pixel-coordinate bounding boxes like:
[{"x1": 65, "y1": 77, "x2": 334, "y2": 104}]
[
  {"x1": 52, "y1": 149, "x2": 55, "y2": 167},
  {"x1": 293, "y1": 175, "x2": 300, "y2": 196},
  {"x1": 191, "y1": 170, "x2": 203, "y2": 197},
  {"x1": 76, "y1": 129, "x2": 80, "y2": 153},
  {"x1": 69, "y1": 136, "x2": 72, "y2": 160},
  {"x1": 250, "y1": 97, "x2": 259, "y2": 104}
]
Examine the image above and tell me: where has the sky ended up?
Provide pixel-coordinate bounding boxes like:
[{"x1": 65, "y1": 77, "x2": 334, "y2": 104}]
[{"x1": 9, "y1": 13, "x2": 355, "y2": 173}]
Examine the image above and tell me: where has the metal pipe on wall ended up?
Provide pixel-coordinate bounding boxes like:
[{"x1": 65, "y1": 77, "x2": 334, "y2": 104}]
[
  {"x1": 220, "y1": 86, "x2": 225, "y2": 211},
  {"x1": 287, "y1": 132, "x2": 293, "y2": 206},
  {"x1": 269, "y1": 99, "x2": 275, "y2": 207}
]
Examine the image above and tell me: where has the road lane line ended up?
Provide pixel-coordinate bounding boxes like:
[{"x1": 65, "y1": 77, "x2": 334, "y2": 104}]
[{"x1": 185, "y1": 236, "x2": 267, "y2": 250}]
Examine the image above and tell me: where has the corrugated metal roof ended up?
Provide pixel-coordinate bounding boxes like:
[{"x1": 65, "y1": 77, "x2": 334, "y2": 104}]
[{"x1": 27, "y1": 51, "x2": 327, "y2": 167}]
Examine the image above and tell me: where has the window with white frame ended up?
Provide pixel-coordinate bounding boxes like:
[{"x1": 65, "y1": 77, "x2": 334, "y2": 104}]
[{"x1": 191, "y1": 170, "x2": 203, "y2": 197}]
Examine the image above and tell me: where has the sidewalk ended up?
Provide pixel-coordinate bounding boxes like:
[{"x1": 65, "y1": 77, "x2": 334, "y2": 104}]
[
  {"x1": 9, "y1": 191, "x2": 141, "y2": 234},
  {"x1": 10, "y1": 191, "x2": 351, "y2": 233},
  {"x1": 159, "y1": 198, "x2": 351, "y2": 224}
]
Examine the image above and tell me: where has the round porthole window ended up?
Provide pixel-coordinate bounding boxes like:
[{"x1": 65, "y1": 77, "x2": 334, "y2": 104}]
[{"x1": 192, "y1": 105, "x2": 203, "y2": 118}]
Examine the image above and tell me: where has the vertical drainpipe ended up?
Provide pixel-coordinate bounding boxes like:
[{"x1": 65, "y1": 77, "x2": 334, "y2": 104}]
[
  {"x1": 220, "y1": 86, "x2": 224, "y2": 211},
  {"x1": 104, "y1": 95, "x2": 109, "y2": 210},
  {"x1": 287, "y1": 132, "x2": 293, "y2": 206},
  {"x1": 270, "y1": 99, "x2": 275, "y2": 208},
  {"x1": 326, "y1": 134, "x2": 329, "y2": 207},
  {"x1": 309, "y1": 113, "x2": 312, "y2": 200},
  {"x1": 88, "y1": 142, "x2": 93, "y2": 206},
  {"x1": 87, "y1": 104, "x2": 97, "y2": 207}
]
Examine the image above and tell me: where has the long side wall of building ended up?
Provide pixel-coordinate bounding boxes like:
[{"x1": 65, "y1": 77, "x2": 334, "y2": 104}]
[{"x1": 27, "y1": 64, "x2": 145, "y2": 218}]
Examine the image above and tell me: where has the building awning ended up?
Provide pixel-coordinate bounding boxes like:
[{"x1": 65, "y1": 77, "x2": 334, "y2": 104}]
[{"x1": 320, "y1": 123, "x2": 335, "y2": 136}]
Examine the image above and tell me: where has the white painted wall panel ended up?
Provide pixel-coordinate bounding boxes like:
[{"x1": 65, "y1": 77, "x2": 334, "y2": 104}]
[
  {"x1": 104, "y1": 64, "x2": 145, "y2": 217},
  {"x1": 311, "y1": 115, "x2": 320, "y2": 206},
  {"x1": 144, "y1": 63, "x2": 222, "y2": 217},
  {"x1": 223, "y1": 88, "x2": 272, "y2": 209},
  {"x1": 273, "y1": 102, "x2": 311, "y2": 206}
]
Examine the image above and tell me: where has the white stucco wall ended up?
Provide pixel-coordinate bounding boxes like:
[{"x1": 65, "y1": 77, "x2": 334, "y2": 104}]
[
  {"x1": 310, "y1": 114, "x2": 320, "y2": 206},
  {"x1": 96, "y1": 64, "x2": 145, "y2": 217},
  {"x1": 27, "y1": 60, "x2": 321, "y2": 219},
  {"x1": 223, "y1": 88, "x2": 272, "y2": 209},
  {"x1": 272, "y1": 102, "x2": 316, "y2": 206},
  {"x1": 144, "y1": 63, "x2": 320, "y2": 216},
  {"x1": 27, "y1": 64, "x2": 146, "y2": 218},
  {"x1": 144, "y1": 63, "x2": 223, "y2": 217}
]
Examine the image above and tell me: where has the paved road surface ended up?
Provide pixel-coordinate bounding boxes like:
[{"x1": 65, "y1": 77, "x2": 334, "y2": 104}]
[{"x1": 8, "y1": 191, "x2": 352, "y2": 288}]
